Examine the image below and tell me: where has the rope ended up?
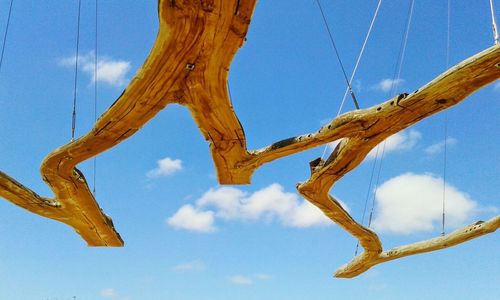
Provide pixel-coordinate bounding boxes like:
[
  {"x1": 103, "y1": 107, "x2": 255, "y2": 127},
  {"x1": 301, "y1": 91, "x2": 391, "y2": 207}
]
[
  {"x1": 490, "y1": 0, "x2": 499, "y2": 44},
  {"x1": 71, "y1": 0, "x2": 82, "y2": 141},
  {"x1": 315, "y1": 0, "x2": 360, "y2": 110},
  {"x1": 93, "y1": 0, "x2": 98, "y2": 195},
  {"x1": 320, "y1": 0, "x2": 382, "y2": 160},
  {"x1": 0, "y1": 0, "x2": 14, "y2": 75}
]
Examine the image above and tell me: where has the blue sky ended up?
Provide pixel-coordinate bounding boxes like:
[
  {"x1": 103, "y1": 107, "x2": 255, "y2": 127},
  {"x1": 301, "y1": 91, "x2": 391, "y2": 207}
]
[{"x1": 0, "y1": 1, "x2": 499, "y2": 299}]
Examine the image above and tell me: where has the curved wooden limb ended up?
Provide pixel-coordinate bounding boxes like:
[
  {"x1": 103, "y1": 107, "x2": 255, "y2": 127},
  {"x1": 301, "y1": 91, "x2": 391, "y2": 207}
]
[
  {"x1": 335, "y1": 216, "x2": 500, "y2": 278},
  {"x1": 0, "y1": 170, "x2": 122, "y2": 246},
  {"x1": 0, "y1": 0, "x2": 498, "y2": 264},
  {"x1": 0, "y1": 0, "x2": 257, "y2": 245},
  {"x1": 296, "y1": 45, "x2": 499, "y2": 277},
  {"x1": 234, "y1": 44, "x2": 500, "y2": 181}
]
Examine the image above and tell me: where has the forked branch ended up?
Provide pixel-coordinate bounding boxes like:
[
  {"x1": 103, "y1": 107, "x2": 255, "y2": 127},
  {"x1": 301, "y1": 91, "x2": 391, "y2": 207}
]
[{"x1": 0, "y1": 0, "x2": 498, "y2": 278}]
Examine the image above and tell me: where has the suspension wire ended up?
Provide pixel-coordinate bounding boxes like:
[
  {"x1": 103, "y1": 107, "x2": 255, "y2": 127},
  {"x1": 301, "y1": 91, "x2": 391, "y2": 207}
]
[
  {"x1": 446, "y1": 0, "x2": 452, "y2": 69},
  {"x1": 93, "y1": 0, "x2": 98, "y2": 195},
  {"x1": 71, "y1": 0, "x2": 82, "y2": 141},
  {"x1": 315, "y1": 0, "x2": 360, "y2": 110},
  {"x1": 441, "y1": 114, "x2": 448, "y2": 236},
  {"x1": 441, "y1": 0, "x2": 452, "y2": 236},
  {"x1": 0, "y1": 0, "x2": 14, "y2": 75},
  {"x1": 320, "y1": 0, "x2": 383, "y2": 161},
  {"x1": 354, "y1": 146, "x2": 380, "y2": 256},
  {"x1": 490, "y1": 0, "x2": 499, "y2": 44},
  {"x1": 368, "y1": 0, "x2": 415, "y2": 229},
  {"x1": 390, "y1": 0, "x2": 415, "y2": 97},
  {"x1": 337, "y1": 0, "x2": 383, "y2": 117}
]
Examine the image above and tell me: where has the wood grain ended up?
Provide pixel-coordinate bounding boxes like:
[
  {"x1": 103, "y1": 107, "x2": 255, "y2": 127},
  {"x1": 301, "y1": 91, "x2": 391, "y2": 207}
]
[{"x1": 0, "y1": 0, "x2": 498, "y2": 277}]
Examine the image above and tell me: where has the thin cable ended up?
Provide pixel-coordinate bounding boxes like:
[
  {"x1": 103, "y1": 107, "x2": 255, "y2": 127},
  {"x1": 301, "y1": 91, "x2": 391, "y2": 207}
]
[
  {"x1": 320, "y1": 0, "x2": 383, "y2": 161},
  {"x1": 368, "y1": 0, "x2": 415, "y2": 230},
  {"x1": 446, "y1": 0, "x2": 451, "y2": 68},
  {"x1": 390, "y1": 0, "x2": 415, "y2": 96},
  {"x1": 93, "y1": 0, "x2": 98, "y2": 195},
  {"x1": 354, "y1": 146, "x2": 380, "y2": 256},
  {"x1": 71, "y1": 0, "x2": 82, "y2": 141},
  {"x1": 441, "y1": 114, "x2": 448, "y2": 236},
  {"x1": 441, "y1": 0, "x2": 452, "y2": 236},
  {"x1": 490, "y1": 0, "x2": 499, "y2": 44},
  {"x1": 337, "y1": 0, "x2": 383, "y2": 117},
  {"x1": 0, "y1": 0, "x2": 14, "y2": 74},
  {"x1": 315, "y1": 0, "x2": 360, "y2": 110},
  {"x1": 368, "y1": 142, "x2": 387, "y2": 228}
]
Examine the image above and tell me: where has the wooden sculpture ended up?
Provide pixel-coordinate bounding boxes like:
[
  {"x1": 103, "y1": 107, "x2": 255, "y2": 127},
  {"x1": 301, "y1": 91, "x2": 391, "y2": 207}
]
[{"x1": 0, "y1": 1, "x2": 499, "y2": 278}]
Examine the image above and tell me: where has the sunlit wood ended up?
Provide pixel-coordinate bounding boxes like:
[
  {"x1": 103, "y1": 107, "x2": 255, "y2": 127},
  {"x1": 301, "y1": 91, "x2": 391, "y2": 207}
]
[{"x1": 0, "y1": 0, "x2": 498, "y2": 277}]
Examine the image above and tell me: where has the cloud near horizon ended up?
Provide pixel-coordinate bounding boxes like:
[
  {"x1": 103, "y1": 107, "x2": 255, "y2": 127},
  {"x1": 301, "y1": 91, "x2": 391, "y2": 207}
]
[
  {"x1": 59, "y1": 52, "x2": 131, "y2": 87},
  {"x1": 167, "y1": 183, "x2": 345, "y2": 232},
  {"x1": 372, "y1": 173, "x2": 478, "y2": 234},
  {"x1": 100, "y1": 288, "x2": 117, "y2": 298}
]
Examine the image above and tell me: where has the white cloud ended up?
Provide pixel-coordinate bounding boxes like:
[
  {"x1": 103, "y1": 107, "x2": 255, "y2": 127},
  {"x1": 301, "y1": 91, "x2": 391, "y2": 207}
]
[
  {"x1": 172, "y1": 260, "x2": 206, "y2": 272},
  {"x1": 166, "y1": 205, "x2": 216, "y2": 233},
  {"x1": 167, "y1": 183, "x2": 342, "y2": 232},
  {"x1": 424, "y1": 137, "x2": 457, "y2": 156},
  {"x1": 367, "y1": 130, "x2": 421, "y2": 160},
  {"x1": 372, "y1": 78, "x2": 404, "y2": 92},
  {"x1": 196, "y1": 187, "x2": 247, "y2": 220},
  {"x1": 100, "y1": 288, "x2": 117, "y2": 298},
  {"x1": 59, "y1": 52, "x2": 131, "y2": 87},
  {"x1": 372, "y1": 173, "x2": 478, "y2": 234},
  {"x1": 147, "y1": 157, "x2": 182, "y2": 178},
  {"x1": 229, "y1": 275, "x2": 253, "y2": 285}
]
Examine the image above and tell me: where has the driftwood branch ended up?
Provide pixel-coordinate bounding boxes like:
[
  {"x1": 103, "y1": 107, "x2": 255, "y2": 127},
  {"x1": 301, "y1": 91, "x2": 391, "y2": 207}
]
[
  {"x1": 297, "y1": 45, "x2": 500, "y2": 277},
  {"x1": 0, "y1": 0, "x2": 258, "y2": 245},
  {"x1": 0, "y1": 0, "x2": 498, "y2": 277},
  {"x1": 334, "y1": 216, "x2": 500, "y2": 278}
]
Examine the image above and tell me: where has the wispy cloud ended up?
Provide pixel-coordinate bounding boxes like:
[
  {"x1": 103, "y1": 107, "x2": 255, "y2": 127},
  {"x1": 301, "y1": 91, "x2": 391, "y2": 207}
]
[
  {"x1": 59, "y1": 51, "x2": 131, "y2": 87},
  {"x1": 172, "y1": 260, "x2": 206, "y2": 272},
  {"x1": 372, "y1": 173, "x2": 478, "y2": 234},
  {"x1": 372, "y1": 78, "x2": 404, "y2": 92},
  {"x1": 167, "y1": 205, "x2": 216, "y2": 233},
  {"x1": 368, "y1": 283, "x2": 388, "y2": 291},
  {"x1": 100, "y1": 288, "x2": 117, "y2": 298},
  {"x1": 424, "y1": 137, "x2": 457, "y2": 156},
  {"x1": 367, "y1": 130, "x2": 421, "y2": 160},
  {"x1": 254, "y1": 273, "x2": 273, "y2": 280},
  {"x1": 229, "y1": 275, "x2": 253, "y2": 285},
  {"x1": 229, "y1": 273, "x2": 272, "y2": 285},
  {"x1": 147, "y1": 157, "x2": 182, "y2": 178},
  {"x1": 167, "y1": 183, "x2": 344, "y2": 232}
]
